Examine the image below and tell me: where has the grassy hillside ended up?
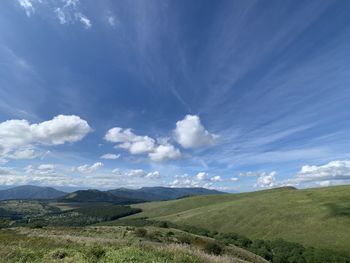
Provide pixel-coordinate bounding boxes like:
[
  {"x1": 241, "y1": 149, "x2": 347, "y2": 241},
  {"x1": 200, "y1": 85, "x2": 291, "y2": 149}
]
[
  {"x1": 130, "y1": 185, "x2": 350, "y2": 252},
  {"x1": 0, "y1": 226, "x2": 266, "y2": 263}
]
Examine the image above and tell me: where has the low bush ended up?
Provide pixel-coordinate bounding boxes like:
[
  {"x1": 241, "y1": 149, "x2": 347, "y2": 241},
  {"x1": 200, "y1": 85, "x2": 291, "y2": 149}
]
[
  {"x1": 147, "y1": 231, "x2": 163, "y2": 242},
  {"x1": 177, "y1": 234, "x2": 192, "y2": 245},
  {"x1": 84, "y1": 245, "x2": 106, "y2": 262},
  {"x1": 134, "y1": 228, "x2": 147, "y2": 237},
  {"x1": 203, "y1": 241, "x2": 223, "y2": 256},
  {"x1": 51, "y1": 250, "x2": 67, "y2": 259}
]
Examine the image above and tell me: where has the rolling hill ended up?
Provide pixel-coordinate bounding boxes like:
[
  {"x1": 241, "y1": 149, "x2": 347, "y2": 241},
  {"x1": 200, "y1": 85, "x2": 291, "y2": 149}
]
[
  {"x1": 130, "y1": 185, "x2": 350, "y2": 252},
  {"x1": 58, "y1": 189, "x2": 143, "y2": 204},
  {"x1": 0, "y1": 185, "x2": 66, "y2": 200},
  {"x1": 108, "y1": 187, "x2": 225, "y2": 201}
]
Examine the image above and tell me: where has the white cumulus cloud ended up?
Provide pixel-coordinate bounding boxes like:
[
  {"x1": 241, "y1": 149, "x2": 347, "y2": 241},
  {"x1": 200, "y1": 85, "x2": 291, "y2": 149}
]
[
  {"x1": 254, "y1": 171, "x2": 277, "y2": 188},
  {"x1": 0, "y1": 115, "x2": 91, "y2": 161},
  {"x1": 30, "y1": 115, "x2": 91, "y2": 145},
  {"x1": 196, "y1": 172, "x2": 208, "y2": 181},
  {"x1": 105, "y1": 128, "x2": 155, "y2": 154},
  {"x1": 105, "y1": 127, "x2": 181, "y2": 162},
  {"x1": 149, "y1": 143, "x2": 181, "y2": 162},
  {"x1": 174, "y1": 115, "x2": 218, "y2": 149},
  {"x1": 286, "y1": 160, "x2": 350, "y2": 186}
]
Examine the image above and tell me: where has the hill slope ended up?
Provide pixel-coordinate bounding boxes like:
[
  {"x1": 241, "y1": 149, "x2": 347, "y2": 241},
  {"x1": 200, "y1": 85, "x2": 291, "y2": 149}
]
[
  {"x1": 0, "y1": 185, "x2": 66, "y2": 200},
  {"x1": 0, "y1": 226, "x2": 267, "y2": 263},
  {"x1": 131, "y1": 185, "x2": 350, "y2": 252},
  {"x1": 108, "y1": 187, "x2": 225, "y2": 201},
  {"x1": 59, "y1": 189, "x2": 143, "y2": 204}
]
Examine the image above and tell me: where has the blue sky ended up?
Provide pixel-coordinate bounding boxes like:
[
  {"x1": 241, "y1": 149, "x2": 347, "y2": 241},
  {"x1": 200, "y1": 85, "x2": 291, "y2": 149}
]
[{"x1": 0, "y1": 0, "x2": 350, "y2": 192}]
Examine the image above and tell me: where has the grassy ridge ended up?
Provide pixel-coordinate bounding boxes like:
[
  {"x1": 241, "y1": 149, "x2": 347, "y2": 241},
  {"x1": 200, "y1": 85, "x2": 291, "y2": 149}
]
[{"x1": 130, "y1": 185, "x2": 350, "y2": 252}]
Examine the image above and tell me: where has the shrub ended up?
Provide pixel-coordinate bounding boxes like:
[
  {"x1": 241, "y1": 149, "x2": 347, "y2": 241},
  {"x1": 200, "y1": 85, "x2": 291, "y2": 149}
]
[
  {"x1": 85, "y1": 245, "x2": 106, "y2": 262},
  {"x1": 147, "y1": 231, "x2": 162, "y2": 242},
  {"x1": 134, "y1": 228, "x2": 147, "y2": 237},
  {"x1": 157, "y1": 221, "x2": 169, "y2": 228},
  {"x1": 203, "y1": 242, "x2": 223, "y2": 256},
  {"x1": 29, "y1": 222, "x2": 44, "y2": 229},
  {"x1": 166, "y1": 231, "x2": 175, "y2": 236},
  {"x1": 177, "y1": 234, "x2": 192, "y2": 245},
  {"x1": 51, "y1": 250, "x2": 67, "y2": 259}
]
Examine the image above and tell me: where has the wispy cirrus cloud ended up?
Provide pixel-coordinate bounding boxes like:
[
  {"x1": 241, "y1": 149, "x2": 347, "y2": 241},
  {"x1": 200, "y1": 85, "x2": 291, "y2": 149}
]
[{"x1": 17, "y1": 0, "x2": 92, "y2": 29}]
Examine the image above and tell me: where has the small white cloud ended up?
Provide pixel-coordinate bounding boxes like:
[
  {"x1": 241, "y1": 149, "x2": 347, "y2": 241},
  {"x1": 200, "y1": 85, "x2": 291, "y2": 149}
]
[
  {"x1": 55, "y1": 8, "x2": 66, "y2": 24},
  {"x1": 174, "y1": 115, "x2": 218, "y2": 149},
  {"x1": 125, "y1": 169, "x2": 161, "y2": 179},
  {"x1": 195, "y1": 172, "x2": 221, "y2": 182},
  {"x1": 100, "y1": 153, "x2": 120, "y2": 160},
  {"x1": 230, "y1": 177, "x2": 239, "y2": 182},
  {"x1": 75, "y1": 12, "x2": 92, "y2": 29},
  {"x1": 196, "y1": 172, "x2": 208, "y2": 181},
  {"x1": 105, "y1": 127, "x2": 155, "y2": 154},
  {"x1": 63, "y1": 0, "x2": 79, "y2": 8},
  {"x1": 17, "y1": 0, "x2": 35, "y2": 17},
  {"x1": 146, "y1": 171, "x2": 161, "y2": 179},
  {"x1": 107, "y1": 15, "x2": 118, "y2": 28},
  {"x1": 74, "y1": 162, "x2": 103, "y2": 174},
  {"x1": 239, "y1": 171, "x2": 263, "y2": 177},
  {"x1": 254, "y1": 171, "x2": 277, "y2": 188},
  {"x1": 105, "y1": 128, "x2": 135, "y2": 143},
  {"x1": 210, "y1": 175, "x2": 222, "y2": 182}
]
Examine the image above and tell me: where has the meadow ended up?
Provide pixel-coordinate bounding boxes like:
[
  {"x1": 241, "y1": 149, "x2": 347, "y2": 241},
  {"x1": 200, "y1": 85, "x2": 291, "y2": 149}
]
[{"x1": 130, "y1": 186, "x2": 350, "y2": 253}]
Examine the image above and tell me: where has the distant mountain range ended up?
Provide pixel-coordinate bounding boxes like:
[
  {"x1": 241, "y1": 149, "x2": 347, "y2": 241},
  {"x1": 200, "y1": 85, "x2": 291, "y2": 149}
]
[
  {"x1": 0, "y1": 185, "x2": 66, "y2": 200},
  {"x1": 0, "y1": 185, "x2": 225, "y2": 203},
  {"x1": 108, "y1": 186, "x2": 224, "y2": 201}
]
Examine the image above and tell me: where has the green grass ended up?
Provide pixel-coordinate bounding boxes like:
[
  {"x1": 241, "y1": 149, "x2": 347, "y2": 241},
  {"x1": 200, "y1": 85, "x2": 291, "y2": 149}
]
[
  {"x1": 130, "y1": 185, "x2": 350, "y2": 252},
  {"x1": 0, "y1": 226, "x2": 263, "y2": 263}
]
